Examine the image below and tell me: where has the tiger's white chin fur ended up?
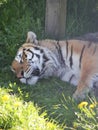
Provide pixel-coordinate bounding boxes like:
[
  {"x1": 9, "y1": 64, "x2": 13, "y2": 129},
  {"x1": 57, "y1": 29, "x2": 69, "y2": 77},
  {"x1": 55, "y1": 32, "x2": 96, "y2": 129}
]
[{"x1": 20, "y1": 76, "x2": 39, "y2": 85}]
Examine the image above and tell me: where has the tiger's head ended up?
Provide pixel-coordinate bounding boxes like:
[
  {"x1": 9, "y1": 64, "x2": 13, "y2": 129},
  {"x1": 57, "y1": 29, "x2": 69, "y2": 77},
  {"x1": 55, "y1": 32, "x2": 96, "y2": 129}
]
[
  {"x1": 11, "y1": 31, "x2": 59, "y2": 85},
  {"x1": 11, "y1": 43, "x2": 49, "y2": 85}
]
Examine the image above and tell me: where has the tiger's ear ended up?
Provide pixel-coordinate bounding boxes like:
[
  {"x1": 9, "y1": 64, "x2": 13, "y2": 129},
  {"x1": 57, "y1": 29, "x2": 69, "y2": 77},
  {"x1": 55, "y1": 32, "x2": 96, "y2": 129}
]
[{"x1": 26, "y1": 31, "x2": 38, "y2": 45}]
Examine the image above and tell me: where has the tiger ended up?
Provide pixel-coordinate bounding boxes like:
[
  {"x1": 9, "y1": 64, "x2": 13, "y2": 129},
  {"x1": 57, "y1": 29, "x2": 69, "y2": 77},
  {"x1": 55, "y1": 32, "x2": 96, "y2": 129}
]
[{"x1": 11, "y1": 31, "x2": 98, "y2": 101}]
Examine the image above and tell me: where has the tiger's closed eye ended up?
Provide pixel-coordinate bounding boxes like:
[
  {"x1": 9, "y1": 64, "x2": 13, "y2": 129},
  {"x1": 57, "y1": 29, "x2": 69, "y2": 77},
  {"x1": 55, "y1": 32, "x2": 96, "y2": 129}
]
[
  {"x1": 21, "y1": 70, "x2": 24, "y2": 76},
  {"x1": 20, "y1": 60, "x2": 23, "y2": 64}
]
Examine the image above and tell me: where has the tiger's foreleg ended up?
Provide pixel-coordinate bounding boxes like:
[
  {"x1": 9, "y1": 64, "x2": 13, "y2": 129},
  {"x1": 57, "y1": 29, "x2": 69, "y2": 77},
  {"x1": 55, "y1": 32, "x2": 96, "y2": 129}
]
[
  {"x1": 73, "y1": 70, "x2": 96, "y2": 101},
  {"x1": 73, "y1": 52, "x2": 98, "y2": 101}
]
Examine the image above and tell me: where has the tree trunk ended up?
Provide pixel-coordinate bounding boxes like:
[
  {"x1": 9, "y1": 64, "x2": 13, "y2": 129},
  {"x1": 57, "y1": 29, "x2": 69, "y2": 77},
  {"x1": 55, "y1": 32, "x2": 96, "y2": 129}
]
[{"x1": 45, "y1": 0, "x2": 67, "y2": 40}]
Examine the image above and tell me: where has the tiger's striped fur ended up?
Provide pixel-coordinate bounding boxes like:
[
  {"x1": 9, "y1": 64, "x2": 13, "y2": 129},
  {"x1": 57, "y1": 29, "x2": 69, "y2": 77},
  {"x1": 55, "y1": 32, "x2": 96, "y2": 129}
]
[{"x1": 11, "y1": 31, "x2": 98, "y2": 100}]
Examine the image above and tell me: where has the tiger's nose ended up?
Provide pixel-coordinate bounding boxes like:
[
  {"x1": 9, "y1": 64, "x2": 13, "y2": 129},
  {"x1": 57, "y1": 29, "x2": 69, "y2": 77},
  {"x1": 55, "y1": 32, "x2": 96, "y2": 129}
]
[{"x1": 17, "y1": 71, "x2": 24, "y2": 78}]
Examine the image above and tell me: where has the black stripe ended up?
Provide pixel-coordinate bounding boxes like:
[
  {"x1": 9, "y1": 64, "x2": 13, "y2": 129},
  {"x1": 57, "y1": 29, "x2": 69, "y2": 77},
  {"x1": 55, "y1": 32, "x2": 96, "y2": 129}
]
[
  {"x1": 27, "y1": 49, "x2": 34, "y2": 55},
  {"x1": 39, "y1": 66, "x2": 47, "y2": 77},
  {"x1": 56, "y1": 41, "x2": 65, "y2": 65},
  {"x1": 66, "y1": 40, "x2": 69, "y2": 58},
  {"x1": 40, "y1": 49, "x2": 44, "y2": 53},
  {"x1": 34, "y1": 46, "x2": 40, "y2": 50},
  {"x1": 35, "y1": 54, "x2": 40, "y2": 59},
  {"x1": 27, "y1": 49, "x2": 34, "y2": 59},
  {"x1": 69, "y1": 74, "x2": 74, "y2": 83},
  {"x1": 69, "y1": 45, "x2": 73, "y2": 69},
  {"x1": 34, "y1": 46, "x2": 44, "y2": 53},
  {"x1": 88, "y1": 42, "x2": 92, "y2": 48},
  {"x1": 42, "y1": 62, "x2": 45, "y2": 69},
  {"x1": 79, "y1": 45, "x2": 85, "y2": 68},
  {"x1": 92, "y1": 45, "x2": 97, "y2": 55},
  {"x1": 43, "y1": 54, "x2": 49, "y2": 62},
  {"x1": 26, "y1": 68, "x2": 30, "y2": 73},
  {"x1": 23, "y1": 50, "x2": 27, "y2": 59}
]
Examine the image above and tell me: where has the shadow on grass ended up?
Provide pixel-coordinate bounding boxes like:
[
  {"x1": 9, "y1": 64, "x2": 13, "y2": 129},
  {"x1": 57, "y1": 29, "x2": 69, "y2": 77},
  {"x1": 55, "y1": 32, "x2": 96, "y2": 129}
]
[{"x1": 0, "y1": 66, "x2": 78, "y2": 127}]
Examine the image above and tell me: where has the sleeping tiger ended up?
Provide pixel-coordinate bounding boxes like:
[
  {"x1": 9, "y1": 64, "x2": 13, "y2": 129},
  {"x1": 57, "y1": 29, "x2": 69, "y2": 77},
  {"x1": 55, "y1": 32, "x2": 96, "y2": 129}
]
[{"x1": 11, "y1": 31, "x2": 98, "y2": 101}]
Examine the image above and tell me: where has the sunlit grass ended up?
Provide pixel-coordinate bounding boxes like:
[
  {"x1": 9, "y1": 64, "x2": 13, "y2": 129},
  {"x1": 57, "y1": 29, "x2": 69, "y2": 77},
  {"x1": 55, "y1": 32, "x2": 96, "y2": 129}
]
[
  {"x1": 1, "y1": 81, "x2": 98, "y2": 130},
  {"x1": 0, "y1": 87, "x2": 63, "y2": 130}
]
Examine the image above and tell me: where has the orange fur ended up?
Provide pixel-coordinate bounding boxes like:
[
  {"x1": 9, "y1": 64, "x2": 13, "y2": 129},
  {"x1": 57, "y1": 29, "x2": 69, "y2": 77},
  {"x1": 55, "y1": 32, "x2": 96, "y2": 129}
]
[{"x1": 11, "y1": 38, "x2": 98, "y2": 101}]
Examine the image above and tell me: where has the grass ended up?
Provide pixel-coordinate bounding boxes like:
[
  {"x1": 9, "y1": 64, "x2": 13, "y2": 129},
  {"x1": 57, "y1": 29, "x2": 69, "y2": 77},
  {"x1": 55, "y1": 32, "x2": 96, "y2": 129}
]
[
  {"x1": 0, "y1": 0, "x2": 98, "y2": 129},
  {"x1": 0, "y1": 87, "x2": 63, "y2": 130},
  {"x1": 0, "y1": 66, "x2": 77, "y2": 127},
  {"x1": 0, "y1": 66, "x2": 98, "y2": 129}
]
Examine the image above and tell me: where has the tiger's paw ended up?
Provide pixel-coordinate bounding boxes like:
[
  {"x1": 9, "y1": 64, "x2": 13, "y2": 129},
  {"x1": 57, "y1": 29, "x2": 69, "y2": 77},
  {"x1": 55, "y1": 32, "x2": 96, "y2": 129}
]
[{"x1": 73, "y1": 90, "x2": 86, "y2": 102}]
